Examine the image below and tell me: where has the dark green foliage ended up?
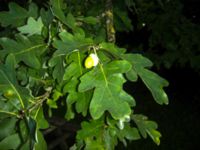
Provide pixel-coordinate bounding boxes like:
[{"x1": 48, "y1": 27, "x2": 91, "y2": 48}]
[{"x1": 0, "y1": 0, "x2": 169, "y2": 149}]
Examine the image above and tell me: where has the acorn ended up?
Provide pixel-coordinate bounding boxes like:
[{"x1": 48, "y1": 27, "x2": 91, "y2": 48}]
[{"x1": 84, "y1": 53, "x2": 99, "y2": 69}]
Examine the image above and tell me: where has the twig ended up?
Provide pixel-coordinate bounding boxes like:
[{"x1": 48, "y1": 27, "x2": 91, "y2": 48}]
[{"x1": 105, "y1": 0, "x2": 115, "y2": 43}]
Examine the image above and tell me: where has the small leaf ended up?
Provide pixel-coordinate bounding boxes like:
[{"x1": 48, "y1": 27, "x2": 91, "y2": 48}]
[
  {"x1": 77, "y1": 119, "x2": 104, "y2": 140},
  {"x1": 48, "y1": 56, "x2": 65, "y2": 83},
  {"x1": 47, "y1": 99, "x2": 58, "y2": 109},
  {"x1": 104, "y1": 129, "x2": 117, "y2": 150},
  {"x1": 77, "y1": 119, "x2": 107, "y2": 149},
  {"x1": 82, "y1": 16, "x2": 98, "y2": 25},
  {"x1": 132, "y1": 114, "x2": 161, "y2": 145},
  {"x1": 18, "y1": 17, "x2": 43, "y2": 36},
  {"x1": 126, "y1": 69, "x2": 138, "y2": 82},
  {"x1": 120, "y1": 126, "x2": 140, "y2": 141}
]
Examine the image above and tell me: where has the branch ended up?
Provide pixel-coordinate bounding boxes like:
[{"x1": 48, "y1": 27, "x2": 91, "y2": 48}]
[{"x1": 105, "y1": 0, "x2": 115, "y2": 43}]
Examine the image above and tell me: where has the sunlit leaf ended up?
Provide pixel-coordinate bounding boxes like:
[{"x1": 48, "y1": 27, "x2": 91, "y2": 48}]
[
  {"x1": 79, "y1": 61, "x2": 133, "y2": 120},
  {"x1": 18, "y1": 17, "x2": 43, "y2": 36}
]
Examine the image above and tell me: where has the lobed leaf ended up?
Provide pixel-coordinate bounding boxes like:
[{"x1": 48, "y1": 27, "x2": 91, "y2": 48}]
[
  {"x1": 0, "y1": 35, "x2": 46, "y2": 69},
  {"x1": 18, "y1": 17, "x2": 44, "y2": 36},
  {"x1": 0, "y1": 2, "x2": 28, "y2": 27},
  {"x1": 63, "y1": 51, "x2": 91, "y2": 119},
  {"x1": 79, "y1": 61, "x2": 134, "y2": 120},
  {"x1": 132, "y1": 114, "x2": 161, "y2": 145},
  {"x1": 0, "y1": 54, "x2": 33, "y2": 109},
  {"x1": 123, "y1": 54, "x2": 169, "y2": 105}
]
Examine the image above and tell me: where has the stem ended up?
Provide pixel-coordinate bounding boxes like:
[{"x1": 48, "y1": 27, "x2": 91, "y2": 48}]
[
  {"x1": 105, "y1": 0, "x2": 115, "y2": 43},
  {"x1": 0, "y1": 110, "x2": 19, "y2": 117},
  {"x1": 28, "y1": 90, "x2": 51, "y2": 113}
]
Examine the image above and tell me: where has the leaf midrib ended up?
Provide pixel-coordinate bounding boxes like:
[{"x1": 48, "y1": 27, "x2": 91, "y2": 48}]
[
  {"x1": 0, "y1": 70, "x2": 24, "y2": 108},
  {"x1": 14, "y1": 44, "x2": 45, "y2": 55}
]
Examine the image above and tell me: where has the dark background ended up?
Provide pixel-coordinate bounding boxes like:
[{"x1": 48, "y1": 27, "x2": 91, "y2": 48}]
[
  {"x1": 0, "y1": 0, "x2": 200, "y2": 149},
  {"x1": 116, "y1": 0, "x2": 200, "y2": 149}
]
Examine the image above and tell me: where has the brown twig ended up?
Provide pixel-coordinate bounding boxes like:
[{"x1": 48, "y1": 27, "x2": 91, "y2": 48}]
[{"x1": 105, "y1": 0, "x2": 115, "y2": 43}]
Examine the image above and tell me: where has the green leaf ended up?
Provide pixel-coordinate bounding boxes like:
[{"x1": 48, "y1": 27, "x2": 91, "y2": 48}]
[
  {"x1": 27, "y1": 117, "x2": 37, "y2": 145},
  {"x1": 35, "y1": 107, "x2": 49, "y2": 129},
  {"x1": 47, "y1": 99, "x2": 58, "y2": 109},
  {"x1": 123, "y1": 54, "x2": 153, "y2": 68},
  {"x1": 0, "y1": 2, "x2": 28, "y2": 27},
  {"x1": 50, "y1": 31, "x2": 92, "y2": 82},
  {"x1": 0, "y1": 54, "x2": 33, "y2": 109},
  {"x1": 126, "y1": 69, "x2": 138, "y2": 82},
  {"x1": 18, "y1": 17, "x2": 43, "y2": 36},
  {"x1": 118, "y1": 126, "x2": 140, "y2": 141},
  {"x1": 66, "y1": 13, "x2": 76, "y2": 29},
  {"x1": 48, "y1": 56, "x2": 65, "y2": 83},
  {"x1": 35, "y1": 130, "x2": 47, "y2": 150},
  {"x1": 64, "y1": 77, "x2": 92, "y2": 119},
  {"x1": 28, "y1": 3, "x2": 39, "y2": 19},
  {"x1": 50, "y1": 0, "x2": 71, "y2": 27},
  {"x1": 77, "y1": 119, "x2": 104, "y2": 140},
  {"x1": 0, "y1": 133, "x2": 21, "y2": 149},
  {"x1": 40, "y1": 8, "x2": 53, "y2": 26},
  {"x1": 79, "y1": 61, "x2": 133, "y2": 120},
  {"x1": 19, "y1": 119, "x2": 29, "y2": 143},
  {"x1": 80, "y1": 16, "x2": 98, "y2": 25},
  {"x1": 100, "y1": 42, "x2": 126, "y2": 56},
  {"x1": 50, "y1": 0, "x2": 65, "y2": 19},
  {"x1": 106, "y1": 117, "x2": 140, "y2": 147},
  {"x1": 77, "y1": 119, "x2": 105, "y2": 149},
  {"x1": 114, "y1": 8, "x2": 133, "y2": 32},
  {"x1": 137, "y1": 67, "x2": 169, "y2": 105},
  {"x1": 0, "y1": 35, "x2": 46, "y2": 69},
  {"x1": 63, "y1": 51, "x2": 92, "y2": 119},
  {"x1": 104, "y1": 129, "x2": 117, "y2": 150},
  {"x1": 132, "y1": 114, "x2": 161, "y2": 145},
  {"x1": 123, "y1": 54, "x2": 169, "y2": 105},
  {"x1": 0, "y1": 117, "x2": 17, "y2": 140},
  {"x1": 52, "y1": 31, "x2": 93, "y2": 56}
]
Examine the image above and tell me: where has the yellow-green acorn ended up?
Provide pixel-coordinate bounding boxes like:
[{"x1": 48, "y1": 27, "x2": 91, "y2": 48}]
[
  {"x1": 84, "y1": 53, "x2": 99, "y2": 69},
  {"x1": 3, "y1": 90, "x2": 14, "y2": 98}
]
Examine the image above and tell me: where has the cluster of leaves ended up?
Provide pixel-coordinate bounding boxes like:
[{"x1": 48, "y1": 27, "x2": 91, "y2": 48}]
[
  {"x1": 117, "y1": 0, "x2": 200, "y2": 71},
  {"x1": 0, "y1": 0, "x2": 169, "y2": 149}
]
